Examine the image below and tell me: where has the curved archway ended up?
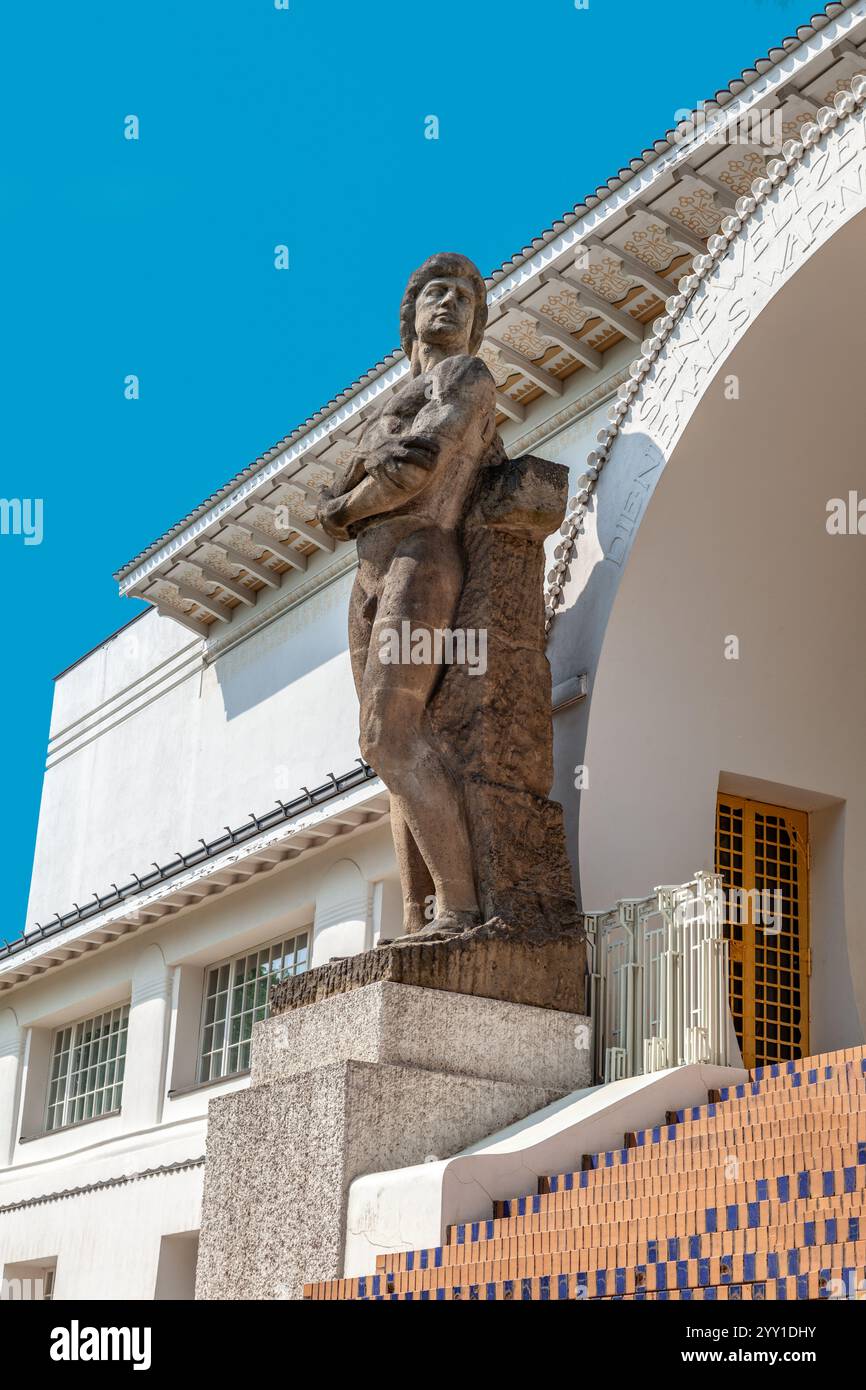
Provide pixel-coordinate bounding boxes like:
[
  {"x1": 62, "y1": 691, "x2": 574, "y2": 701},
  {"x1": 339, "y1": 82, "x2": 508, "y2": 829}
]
[
  {"x1": 549, "y1": 102, "x2": 866, "y2": 947},
  {"x1": 576, "y1": 201, "x2": 866, "y2": 1053}
]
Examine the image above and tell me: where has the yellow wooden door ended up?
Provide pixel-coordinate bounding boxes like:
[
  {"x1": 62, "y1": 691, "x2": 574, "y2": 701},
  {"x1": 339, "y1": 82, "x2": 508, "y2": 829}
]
[{"x1": 714, "y1": 794, "x2": 810, "y2": 1069}]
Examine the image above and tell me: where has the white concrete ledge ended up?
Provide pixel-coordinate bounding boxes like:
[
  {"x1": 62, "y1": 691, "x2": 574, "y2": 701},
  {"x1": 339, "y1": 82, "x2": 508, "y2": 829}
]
[{"x1": 344, "y1": 1061, "x2": 748, "y2": 1276}]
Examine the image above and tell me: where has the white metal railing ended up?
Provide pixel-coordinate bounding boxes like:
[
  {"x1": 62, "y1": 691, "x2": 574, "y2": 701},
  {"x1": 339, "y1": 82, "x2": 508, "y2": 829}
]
[{"x1": 585, "y1": 871, "x2": 732, "y2": 1085}]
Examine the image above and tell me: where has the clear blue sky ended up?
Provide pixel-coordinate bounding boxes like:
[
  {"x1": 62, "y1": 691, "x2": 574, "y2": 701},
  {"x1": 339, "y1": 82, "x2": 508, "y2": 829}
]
[{"x1": 2, "y1": 0, "x2": 812, "y2": 936}]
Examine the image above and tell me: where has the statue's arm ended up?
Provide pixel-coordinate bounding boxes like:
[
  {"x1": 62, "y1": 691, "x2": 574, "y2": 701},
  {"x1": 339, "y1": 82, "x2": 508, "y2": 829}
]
[
  {"x1": 409, "y1": 356, "x2": 496, "y2": 459},
  {"x1": 313, "y1": 447, "x2": 369, "y2": 542},
  {"x1": 316, "y1": 358, "x2": 494, "y2": 538},
  {"x1": 317, "y1": 437, "x2": 438, "y2": 537},
  {"x1": 331, "y1": 450, "x2": 369, "y2": 496}
]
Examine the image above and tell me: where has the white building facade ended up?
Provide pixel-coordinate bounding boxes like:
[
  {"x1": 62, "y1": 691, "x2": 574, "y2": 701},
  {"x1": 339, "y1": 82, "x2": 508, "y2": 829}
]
[{"x1": 3, "y1": 2, "x2": 866, "y2": 1299}]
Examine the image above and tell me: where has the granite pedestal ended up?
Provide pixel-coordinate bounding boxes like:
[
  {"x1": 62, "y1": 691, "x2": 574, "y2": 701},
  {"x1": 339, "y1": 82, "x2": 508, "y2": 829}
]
[{"x1": 195, "y1": 979, "x2": 590, "y2": 1300}]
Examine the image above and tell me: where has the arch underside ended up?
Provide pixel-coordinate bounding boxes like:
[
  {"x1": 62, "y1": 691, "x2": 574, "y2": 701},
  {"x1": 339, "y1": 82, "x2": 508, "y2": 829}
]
[{"x1": 562, "y1": 112, "x2": 866, "y2": 1054}]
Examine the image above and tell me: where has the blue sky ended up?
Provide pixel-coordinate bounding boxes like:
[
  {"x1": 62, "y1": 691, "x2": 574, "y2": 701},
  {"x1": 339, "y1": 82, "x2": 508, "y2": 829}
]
[{"x1": 1, "y1": 0, "x2": 812, "y2": 936}]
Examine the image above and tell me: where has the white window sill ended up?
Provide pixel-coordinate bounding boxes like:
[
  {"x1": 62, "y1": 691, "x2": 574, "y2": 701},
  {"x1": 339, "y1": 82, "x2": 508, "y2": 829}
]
[
  {"x1": 168, "y1": 1069, "x2": 250, "y2": 1099},
  {"x1": 20, "y1": 1108, "x2": 121, "y2": 1144}
]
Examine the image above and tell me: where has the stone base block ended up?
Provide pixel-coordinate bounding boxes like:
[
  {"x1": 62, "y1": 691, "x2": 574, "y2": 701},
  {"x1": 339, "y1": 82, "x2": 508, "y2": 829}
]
[
  {"x1": 253, "y1": 980, "x2": 590, "y2": 1091},
  {"x1": 271, "y1": 927, "x2": 585, "y2": 1016},
  {"x1": 194, "y1": 1060, "x2": 557, "y2": 1300},
  {"x1": 195, "y1": 981, "x2": 590, "y2": 1300}
]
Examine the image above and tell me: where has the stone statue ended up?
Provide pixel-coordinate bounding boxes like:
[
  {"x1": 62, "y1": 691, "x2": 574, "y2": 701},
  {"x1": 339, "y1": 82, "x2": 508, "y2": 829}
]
[
  {"x1": 196, "y1": 258, "x2": 591, "y2": 1309},
  {"x1": 317, "y1": 253, "x2": 580, "y2": 946}
]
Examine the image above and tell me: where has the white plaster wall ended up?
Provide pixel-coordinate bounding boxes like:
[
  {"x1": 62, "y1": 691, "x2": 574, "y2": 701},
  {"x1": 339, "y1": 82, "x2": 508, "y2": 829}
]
[
  {"x1": 11, "y1": 830, "x2": 393, "y2": 1109},
  {"x1": 2, "y1": 813, "x2": 399, "y2": 1295},
  {"x1": 0, "y1": 1164, "x2": 204, "y2": 1301},
  {"x1": 26, "y1": 566, "x2": 361, "y2": 930}
]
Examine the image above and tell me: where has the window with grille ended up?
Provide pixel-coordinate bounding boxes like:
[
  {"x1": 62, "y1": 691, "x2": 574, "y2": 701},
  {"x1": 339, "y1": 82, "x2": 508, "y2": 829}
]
[
  {"x1": 46, "y1": 1005, "x2": 129, "y2": 1132},
  {"x1": 198, "y1": 931, "x2": 310, "y2": 1083},
  {"x1": 715, "y1": 794, "x2": 810, "y2": 1069}
]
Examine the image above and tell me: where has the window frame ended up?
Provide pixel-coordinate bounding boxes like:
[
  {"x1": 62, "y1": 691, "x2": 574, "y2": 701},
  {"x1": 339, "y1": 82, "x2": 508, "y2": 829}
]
[
  {"x1": 2, "y1": 1258, "x2": 57, "y2": 1301},
  {"x1": 196, "y1": 928, "x2": 310, "y2": 1085},
  {"x1": 44, "y1": 1003, "x2": 130, "y2": 1134}
]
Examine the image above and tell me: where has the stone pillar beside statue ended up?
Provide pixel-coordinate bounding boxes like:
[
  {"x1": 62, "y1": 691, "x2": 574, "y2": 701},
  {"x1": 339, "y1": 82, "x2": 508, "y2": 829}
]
[{"x1": 430, "y1": 449, "x2": 581, "y2": 940}]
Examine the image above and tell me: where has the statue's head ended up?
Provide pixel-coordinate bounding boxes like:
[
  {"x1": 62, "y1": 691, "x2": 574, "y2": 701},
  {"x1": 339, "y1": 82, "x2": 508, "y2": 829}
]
[{"x1": 400, "y1": 253, "x2": 488, "y2": 365}]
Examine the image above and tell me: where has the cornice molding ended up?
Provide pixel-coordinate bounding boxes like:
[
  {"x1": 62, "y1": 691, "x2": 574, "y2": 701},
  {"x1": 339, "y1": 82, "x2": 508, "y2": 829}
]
[
  {"x1": 0, "y1": 1156, "x2": 205, "y2": 1216},
  {"x1": 545, "y1": 73, "x2": 866, "y2": 628},
  {"x1": 3, "y1": 776, "x2": 388, "y2": 991}
]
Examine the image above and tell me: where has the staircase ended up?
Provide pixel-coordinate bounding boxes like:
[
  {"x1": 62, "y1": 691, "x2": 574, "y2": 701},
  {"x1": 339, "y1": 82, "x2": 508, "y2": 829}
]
[{"x1": 305, "y1": 1046, "x2": 866, "y2": 1300}]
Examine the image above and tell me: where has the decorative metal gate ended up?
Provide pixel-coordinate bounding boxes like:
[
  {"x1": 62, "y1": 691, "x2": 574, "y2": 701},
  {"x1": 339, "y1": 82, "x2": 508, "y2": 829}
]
[{"x1": 585, "y1": 872, "x2": 733, "y2": 1085}]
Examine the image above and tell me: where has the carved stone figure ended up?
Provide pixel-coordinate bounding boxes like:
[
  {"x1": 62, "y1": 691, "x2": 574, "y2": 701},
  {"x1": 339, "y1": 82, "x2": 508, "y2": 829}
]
[
  {"x1": 196, "y1": 258, "x2": 591, "y2": 1308},
  {"x1": 317, "y1": 254, "x2": 580, "y2": 946}
]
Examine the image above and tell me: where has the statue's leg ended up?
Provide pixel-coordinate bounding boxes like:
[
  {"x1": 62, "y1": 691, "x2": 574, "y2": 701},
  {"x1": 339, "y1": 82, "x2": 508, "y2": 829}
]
[
  {"x1": 389, "y1": 803, "x2": 435, "y2": 936},
  {"x1": 348, "y1": 569, "x2": 375, "y2": 695},
  {"x1": 350, "y1": 563, "x2": 436, "y2": 935},
  {"x1": 358, "y1": 529, "x2": 479, "y2": 931}
]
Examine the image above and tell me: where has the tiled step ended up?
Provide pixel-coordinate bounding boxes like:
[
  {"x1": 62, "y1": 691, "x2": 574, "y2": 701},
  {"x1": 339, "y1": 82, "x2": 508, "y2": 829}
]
[
  {"x1": 528, "y1": 1063, "x2": 866, "y2": 1193},
  {"x1": 497, "y1": 1173, "x2": 866, "y2": 1237},
  {"x1": 491, "y1": 1140, "x2": 866, "y2": 1236},
  {"x1": 605, "y1": 1275, "x2": 836, "y2": 1300},
  {"x1": 750, "y1": 1047, "x2": 866, "y2": 1081},
  {"x1": 571, "y1": 1131, "x2": 866, "y2": 1192},
  {"x1": 304, "y1": 1046, "x2": 866, "y2": 1301},
  {"x1": 579, "y1": 1117, "x2": 866, "y2": 1174},
  {"x1": 640, "y1": 1089, "x2": 866, "y2": 1145},
  {"x1": 377, "y1": 1185, "x2": 866, "y2": 1272},
  {"x1": 381, "y1": 1194, "x2": 866, "y2": 1280},
  {"x1": 312, "y1": 1264, "x2": 864, "y2": 1301},
  {"x1": 580, "y1": 1068, "x2": 866, "y2": 1169},
  {"x1": 369, "y1": 1198, "x2": 866, "y2": 1296},
  {"x1": 384, "y1": 1187, "x2": 866, "y2": 1263},
  {"x1": 703, "y1": 1063, "x2": 864, "y2": 1108},
  {"x1": 455, "y1": 1184, "x2": 866, "y2": 1255},
  {"x1": 370, "y1": 1237, "x2": 866, "y2": 1298},
  {"x1": 620, "y1": 1058, "x2": 866, "y2": 1144}
]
